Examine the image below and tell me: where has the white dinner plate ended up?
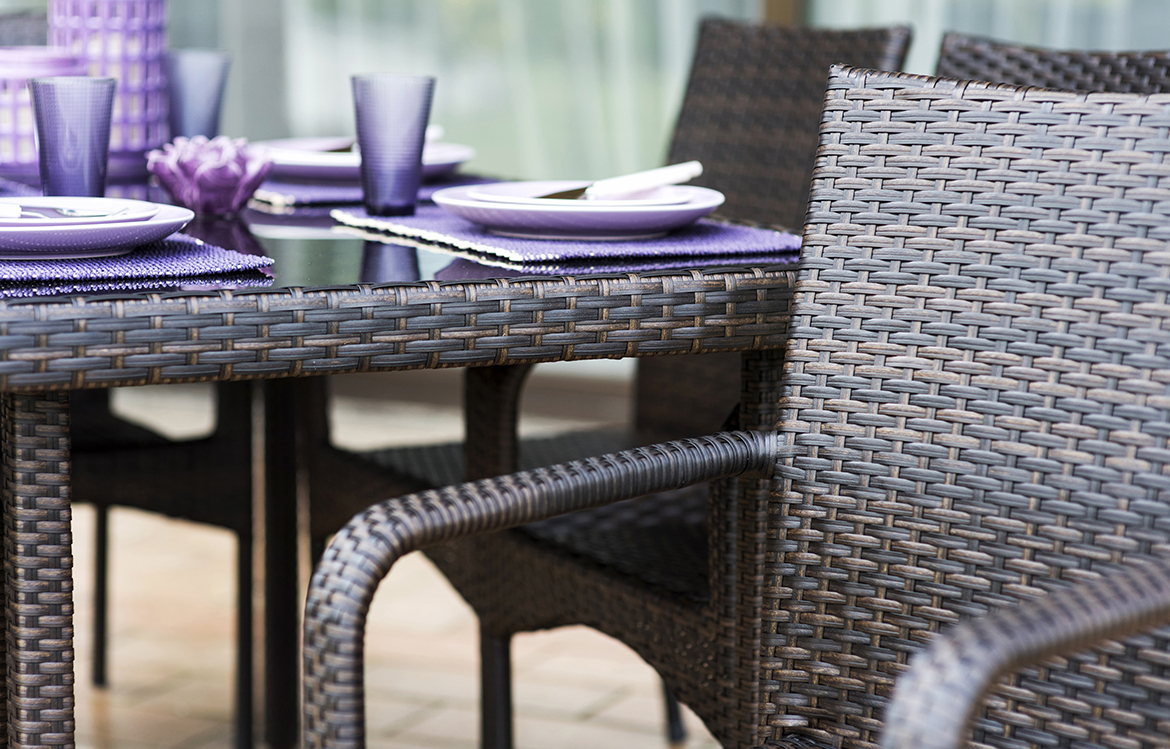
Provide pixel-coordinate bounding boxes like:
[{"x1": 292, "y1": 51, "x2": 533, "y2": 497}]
[
  {"x1": 0, "y1": 197, "x2": 161, "y2": 227},
  {"x1": 0, "y1": 203, "x2": 194, "y2": 258},
  {"x1": 256, "y1": 138, "x2": 476, "y2": 181},
  {"x1": 432, "y1": 182, "x2": 725, "y2": 240},
  {"x1": 465, "y1": 181, "x2": 693, "y2": 207}
]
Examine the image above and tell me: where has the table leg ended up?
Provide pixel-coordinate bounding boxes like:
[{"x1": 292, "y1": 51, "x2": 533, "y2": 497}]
[
  {"x1": 463, "y1": 364, "x2": 534, "y2": 480},
  {"x1": 263, "y1": 379, "x2": 300, "y2": 749},
  {"x1": 2, "y1": 392, "x2": 74, "y2": 749}
]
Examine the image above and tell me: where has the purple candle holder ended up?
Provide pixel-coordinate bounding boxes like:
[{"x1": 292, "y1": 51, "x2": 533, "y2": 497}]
[
  {"x1": 48, "y1": 0, "x2": 168, "y2": 169},
  {"x1": 29, "y1": 76, "x2": 117, "y2": 197},
  {"x1": 352, "y1": 73, "x2": 435, "y2": 217},
  {"x1": 0, "y1": 47, "x2": 86, "y2": 182}
]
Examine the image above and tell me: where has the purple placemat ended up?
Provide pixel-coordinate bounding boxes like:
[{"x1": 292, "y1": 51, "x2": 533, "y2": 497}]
[
  {"x1": 0, "y1": 272, "x2": 274, "y2": 299},
  {"x1": 250, "y1": 173, "x2": 498, "y2": 212},
  {"x1": 0, "y1": 234, "x2": 274, "y2": 281},
  {"x1": 331, "y1": 205, "x2": 802, "y2": 265}
]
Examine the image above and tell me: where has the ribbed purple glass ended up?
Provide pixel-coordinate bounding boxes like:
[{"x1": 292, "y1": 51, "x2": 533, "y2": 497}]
[
  {"x1": 165, "y1": 49, "x2": 230, "y2": 139},
  {"x1": 0, "y1": 48, "x2": 86, "y2": 181},
  {"x1": 29, "y1": 76, "x2": 116, "y2": 196},
  {"x1": 351, "y1": 74, "x2": 434, "y2": 217},
  {"x1": 48, "y1": 0, "x2": 168, "y2": 159}
]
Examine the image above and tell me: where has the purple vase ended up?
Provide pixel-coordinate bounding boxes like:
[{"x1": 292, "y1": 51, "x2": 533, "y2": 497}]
[
  {"x1": 48, "y1": 0, "x2": 168, "y2": 176},
  {"x1": 0, "y1": 47, "x2": 86, "y2": 183}
]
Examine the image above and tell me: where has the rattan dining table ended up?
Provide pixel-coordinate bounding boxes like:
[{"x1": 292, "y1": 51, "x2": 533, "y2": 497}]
[{"x1": 0, "y1": 205, "x2": 796, "y2": 748}]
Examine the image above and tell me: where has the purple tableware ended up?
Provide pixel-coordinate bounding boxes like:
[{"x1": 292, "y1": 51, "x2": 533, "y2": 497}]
[
  {"x1": 165, "y1": 49, "x2": 231, "y2": 139},
  {"x1": 0, "y1": 47, "x2": 86, "y2": 183},
  {"x1": 29, "y1": 76, "x2": 117, "y2": 197},
  {"x1": 147, "y1": 135, "x2": 273, "y2": 216},
  {"x1": 48, "y1": 0, "x2": 169, "y2": 168},
  {"x1": 351, "y1": 73, "x2": 435, "y2": 217}
]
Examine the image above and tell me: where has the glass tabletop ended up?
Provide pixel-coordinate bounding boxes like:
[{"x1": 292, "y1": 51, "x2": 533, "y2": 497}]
[{"x1": 0, "y1": 177, "x2": 799, "y2": 299}]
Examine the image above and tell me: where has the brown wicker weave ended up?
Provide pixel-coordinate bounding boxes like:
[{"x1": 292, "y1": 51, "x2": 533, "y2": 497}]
[
  {"x1": 936, "y1": 31, "x2": 1170, "y2": 93},
  {"x1": 0, "y1": 263, "x2": 793, "y2": 749},
  {"x1": 668, "y1": 19, "x2": 911, "y2": 230},
  {"x1": 298, "y1": 20, "x2": 912, "y2": 749},
  {"x1": 302, "y1": 65, "x2": 1170, "y2": 749}
]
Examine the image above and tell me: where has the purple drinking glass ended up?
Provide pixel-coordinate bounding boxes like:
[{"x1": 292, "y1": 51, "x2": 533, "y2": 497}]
[
  {"x1": 29, "y1": 76, "x2": 117, "y2": 197},
  {"x1": 351, "y1": 73, "x2": 435, "y2": 216},
  {"x1": 165, "y1": 50, "x2": 231, "y2": 139}
]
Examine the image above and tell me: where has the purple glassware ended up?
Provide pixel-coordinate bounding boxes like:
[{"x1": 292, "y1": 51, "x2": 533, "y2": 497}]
[
  {"x1": 165, "y1": 49, "x2": 231, "y2": 139},
  {"x1": 29, "y1": 76, "x2": 117, "y2": 197},
  {"x1": 48, "y1": 0, "x2": 168, "y2": 170},
  {"x1": 351, "y1": 74, "x2": 435, "y2": 216},
  {"x1": 0, "y1": 47, "x2": 87, "y2": 182}
]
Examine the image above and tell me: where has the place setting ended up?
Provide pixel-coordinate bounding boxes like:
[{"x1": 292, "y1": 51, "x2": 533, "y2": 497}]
[
  {"x1": 331, "y1": 153, "x2": 802, "y2": 271},
  {"x1": 0, "y1": 73, "x2": 275, "y2": 297},
  {"x1": 248, "y1": 123, "x2": 488, "y2": 215}
]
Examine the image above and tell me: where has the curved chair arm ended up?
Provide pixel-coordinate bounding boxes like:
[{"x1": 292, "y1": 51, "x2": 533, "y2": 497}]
[
  {"x1": 882, "y1": 559, "x2": 1170, "y2": 749},
  {"x1": 303, "y1": 429, "x2": 776, "y2": 749}
]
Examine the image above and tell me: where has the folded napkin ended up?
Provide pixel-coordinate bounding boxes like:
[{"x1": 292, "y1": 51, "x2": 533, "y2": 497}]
[
  {"x1": 250, "y1": 173, "x2": 498, "y2": 213},
  {"x1": 0, "y1": 234, "x2": 275, "y2": 298},
  {"x1": 331, "y1": 205, "x2": 802, "y2": 266}
]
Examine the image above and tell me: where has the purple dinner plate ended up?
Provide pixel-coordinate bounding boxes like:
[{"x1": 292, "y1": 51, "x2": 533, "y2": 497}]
[
  {"x1": 431, "y1": 182, "x2": 725, "y2": 240},
  {"x1": 0, "y1": 203, "x2": 194, "y2": 258},
  {"x1": 258, "y1": 138, "x2": 476, "y2": 181}
]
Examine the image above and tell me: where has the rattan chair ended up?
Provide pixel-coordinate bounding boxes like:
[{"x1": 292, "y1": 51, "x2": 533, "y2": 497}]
[
  {"x1": 303, "y1": 65, "x2": 1170, "y2": 749},
  {"x1": 936, "y1": 31, "x2": 1170, "y2": 92},
  {"x1": 299, "y1": 18, "x2": 910, "y2": 747}
]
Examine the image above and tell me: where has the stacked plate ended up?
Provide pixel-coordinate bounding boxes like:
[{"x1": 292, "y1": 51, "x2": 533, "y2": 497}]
[
  {"x1": 0, "y1": 197, "x2": 194, "y2": 259},
  {"x1": 432, "y1": 181, "x2": 726, "y2": 240},
  {"x1": 254, "y1": 137, "x2": 477, "y2": 181}
]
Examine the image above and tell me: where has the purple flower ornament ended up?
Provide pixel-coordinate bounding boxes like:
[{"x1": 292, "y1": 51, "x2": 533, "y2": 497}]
[{"x1": 148, "y1": 135, "x2": 273, "y2": 216}]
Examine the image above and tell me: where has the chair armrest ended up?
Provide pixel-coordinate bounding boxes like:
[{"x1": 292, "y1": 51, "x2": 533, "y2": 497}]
[
  {"x1": 882, "y1": 559, "x2": 1170, "y2": 749},
  {"x1": 303, "y1": 429, "x2": 776, "y2": 749}
]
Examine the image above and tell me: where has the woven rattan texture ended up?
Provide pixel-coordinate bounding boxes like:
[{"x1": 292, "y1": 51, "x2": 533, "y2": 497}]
[
  {"x1": 3, "y1": 393, "x2": 74, "y2": 748},
  {"x1": 0, "y1": 268, "x2": 793, "y2": 392},
  {"x1": 666, "y1": 19, "x2": 911, "y2": 230},
  {"x1": 884, "y1": 560, "x2": 1170, "y2": 749},
  {"x1": 768, "y1": 65, "x2": 1170, "y2": 749},
  {"x1": 302, "y1": 431, "x2": 778, "y2": 749},
  {"x1": 936, "y1": 32, "x2": 1170, "y2": 94}
]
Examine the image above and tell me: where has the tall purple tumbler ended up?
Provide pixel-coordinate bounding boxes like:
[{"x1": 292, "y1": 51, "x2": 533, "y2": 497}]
[
  {"x1": 29, "y1": 76, "x2": 117, "y2": 197},
  {"x1": 351, "y1": 74, "x2": 435, "y2": 216}
]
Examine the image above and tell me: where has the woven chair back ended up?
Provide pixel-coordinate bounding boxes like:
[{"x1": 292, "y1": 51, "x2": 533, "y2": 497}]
[
  {"x1": 937, "y1": 31, "x2": 1170, "y2": 93},
  {"x1": 769, "y1": 65, "x2": 1170, "y2": 749},
  {"x1": 666, "y1": 18, "x2": 911, "y2": 231}
]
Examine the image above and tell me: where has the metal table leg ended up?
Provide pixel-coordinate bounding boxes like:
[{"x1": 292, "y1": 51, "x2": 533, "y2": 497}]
[
  {"x1": 263, "y1": 379, "x2": 300, "y2": 749},
  {"x1": 3, "y1": 391, "x2": 74, "y2": 749}
]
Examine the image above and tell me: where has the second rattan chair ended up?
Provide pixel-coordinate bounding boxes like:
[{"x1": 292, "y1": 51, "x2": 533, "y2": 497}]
[
  {"x1": 303, "y1": 64, "x2": 1170, "y2": 749},
  {"x1": 300, "y1": 18, "x2": 910, "y2": 749}
]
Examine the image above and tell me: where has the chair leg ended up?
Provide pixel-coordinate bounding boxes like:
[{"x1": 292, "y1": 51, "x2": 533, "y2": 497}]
[
  {"x1": 235, "y1": 530, "x2": 254, "y2": 749},
  {"x1": 480, "y1": 626, "x2": 513, "y2": 749},
  {"x1": 664, "y1": 685, "x2": 687, "y2": 746},
  {"x1": 92, "y1": 502, "x2": 109, "y2": 687}
]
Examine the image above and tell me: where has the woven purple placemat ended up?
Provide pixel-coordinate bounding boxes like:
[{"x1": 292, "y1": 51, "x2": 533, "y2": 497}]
[
  {"x1": 0, "y1": 272, "x2": 274, "y2": 298},
  {"x1": 0, "y1": 233, "x2": 274, "y2": 281},
  {"x1": 331, "y1": 205, "x2": 802, "y2": 264},
  {"x1": 251, "y1": 173, "x2": 497, "y2": 211}
]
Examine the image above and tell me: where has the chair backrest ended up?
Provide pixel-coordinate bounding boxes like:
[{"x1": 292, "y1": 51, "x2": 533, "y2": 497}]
[
  {"x1": 636, "y1": 20, "x2": 911, "y2": 442},
  {"x1": 666, "y1": 18, "x2": 912, "y2": 232},
  {"x1": 766, "y1": 64, "x2": 1170, "y2": 749},
  {"x1": 937, "y1": 31, "x2": 1170, "y2": 93}
]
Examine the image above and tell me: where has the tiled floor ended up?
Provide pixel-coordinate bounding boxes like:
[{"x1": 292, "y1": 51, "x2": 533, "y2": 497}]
[{"x1": 71, "y1": 365, "x2": 720, "y2": 749}]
